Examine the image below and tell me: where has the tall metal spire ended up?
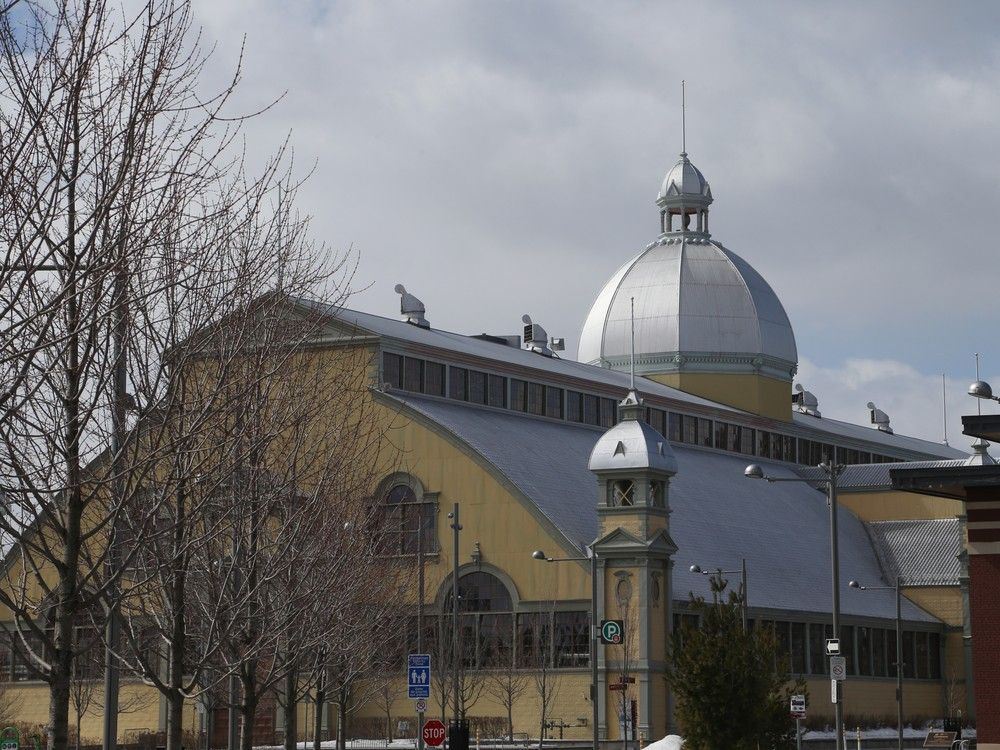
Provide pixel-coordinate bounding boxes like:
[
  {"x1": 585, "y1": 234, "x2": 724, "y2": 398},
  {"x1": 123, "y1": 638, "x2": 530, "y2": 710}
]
[
  {"x1": 681, "y1": 80, "x2": 687, "y2": 155},
  {"x1": 976, "y1": 353, "x2": 982, "y2": 416},
  {"x1": 942, "y1": 373, "x2": 949, "y2": 446},
  {"x1": 630, "y1": 296, "x2": 636, "y2": 390}
]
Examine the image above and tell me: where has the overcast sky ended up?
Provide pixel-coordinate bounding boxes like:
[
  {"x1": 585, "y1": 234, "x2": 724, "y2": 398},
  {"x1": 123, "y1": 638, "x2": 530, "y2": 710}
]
[{"x1": 193, "y1": 0, "x2": 1000, "y2": 450}]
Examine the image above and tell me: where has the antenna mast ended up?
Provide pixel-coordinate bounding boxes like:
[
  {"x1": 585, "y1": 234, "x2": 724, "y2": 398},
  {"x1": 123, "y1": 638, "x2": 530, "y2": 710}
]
[
  {"x1": 942, "y1": 373, "x2": 949, "y2": 446},
  {"x1": 681, "y1": 80, "x2": 686, "y2": 155},
  {"x1": 630, "y1": 296, "x2": 636, "y2": 391},
  {"x1": 977, "y1": 353, "x2": 982, "y2": 416}
]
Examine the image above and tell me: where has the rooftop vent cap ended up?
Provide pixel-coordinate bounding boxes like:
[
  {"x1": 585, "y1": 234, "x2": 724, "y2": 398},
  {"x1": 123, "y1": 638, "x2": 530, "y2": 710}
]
[
  {"x1": 394, "y1": 284, "x2": 429, "y2": 329},
  {"x1": 792, "y1": 383, "x2": 821, "y2": 417},
  {"x1": 867, "y1": 401, "x2": 893, "y2": 434},
  {"x1": 522, "y1": 314, "x2": 554, "y2": 357}
]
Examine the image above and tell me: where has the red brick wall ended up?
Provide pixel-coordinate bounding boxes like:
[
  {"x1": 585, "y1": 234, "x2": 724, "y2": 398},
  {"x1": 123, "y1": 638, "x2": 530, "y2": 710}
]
[{"x1": 969, "y1": 553, "x2": 1000, "y2": 742}]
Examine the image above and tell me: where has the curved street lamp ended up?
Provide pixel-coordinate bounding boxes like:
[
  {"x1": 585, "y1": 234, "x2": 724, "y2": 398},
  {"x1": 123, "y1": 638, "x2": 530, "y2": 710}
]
[
  {"x1": 532, "y1": 548, "x2": 598, "y2": 750},
  {"x1": 745, "y1": 460, "x2": 845, "y2": 750},
  {"x1": 849, "y1": 578, "x2": 905, "y2": 750}
]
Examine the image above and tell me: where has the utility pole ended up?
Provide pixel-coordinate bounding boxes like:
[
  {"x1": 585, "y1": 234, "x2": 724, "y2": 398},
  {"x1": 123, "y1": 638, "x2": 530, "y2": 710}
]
[
  {"x1": 448, "y1": 503, "x2": 461, "y2": 721},
  {"x1": 417, "y1": 504, "x2": 425, "y2": 750}
]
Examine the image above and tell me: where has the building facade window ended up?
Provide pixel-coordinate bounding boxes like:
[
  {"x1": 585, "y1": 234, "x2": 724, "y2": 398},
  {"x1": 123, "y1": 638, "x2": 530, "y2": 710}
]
[{"x1": 378, "y1": 480, "x2": 436, "y2": 555}]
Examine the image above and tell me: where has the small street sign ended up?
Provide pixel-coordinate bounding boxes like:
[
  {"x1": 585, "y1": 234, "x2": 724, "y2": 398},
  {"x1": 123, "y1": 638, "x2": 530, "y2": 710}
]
[
  {"x1": 423, "y1": 719, "x2": 447, "y2": 747},
  {"x1": 830, "y1": 678, "x2": 838, "y2": 704},
  {"x1": 600, "y1": 620, "x2": 625, "y2": 645},
  {"x1": 789, "y1": 694, "x2": 806, "y2": 719},
  {"x1": 0, "y1": 729, "x2": 18, "y2": 750},
  {"x1": 924, "y1": 732, "x2": 957, "y2": 748},
  {"x1": 609, "y1": 683, "x2": 627, "y2": 692},
  {"x1": 830, "y1": 655, "x2": 847, "y2": 681},
  {"x1": 408, "y1": 653, "x2": 431, "y2": 699},
  {"x1": 825, "y1": 638, "x2": 840, "y2": 655},
  {"x1": 415, "y1": 698, "x2": 427, "y2": 713}
]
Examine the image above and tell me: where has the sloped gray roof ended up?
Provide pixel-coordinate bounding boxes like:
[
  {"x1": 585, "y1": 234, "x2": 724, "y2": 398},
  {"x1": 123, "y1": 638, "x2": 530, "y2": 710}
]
[
  {"x1": 297, "y1": 297, "x2": 964, "y2": 462},
  {"x1": 295, "y1": 298, "x2": 731, "y2": 412},
  {"x1": 792, "y1": 414, "x2": 967, "y2": 461},
  {"x1": 383, "y1": 392, "x2": 937, "y2": 624},
  {"x1": 866, "y1": 519, "x2": 963, "y2": 586},
  {"x1": 797, "y1": 460, "x2": 968, "y2": 490}
]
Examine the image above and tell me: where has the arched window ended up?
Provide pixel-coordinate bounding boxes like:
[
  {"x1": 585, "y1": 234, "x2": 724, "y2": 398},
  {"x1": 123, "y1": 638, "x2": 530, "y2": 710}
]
[
  {"x1": 434, "y1": 571, "x2": 589, "y2": 671},
  {"x1": 378, "y1": 478, "x2": 436, "y2": 555},
  {"x1": 443, "y1": 571, "x2": 515, "y2": 669}
]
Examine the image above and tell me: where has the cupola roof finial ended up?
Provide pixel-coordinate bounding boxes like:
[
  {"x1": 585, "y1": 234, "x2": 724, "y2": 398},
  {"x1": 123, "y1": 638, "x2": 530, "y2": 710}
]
[{"x1": 681, "y1": 79, "x2": 686, "y2": 157}]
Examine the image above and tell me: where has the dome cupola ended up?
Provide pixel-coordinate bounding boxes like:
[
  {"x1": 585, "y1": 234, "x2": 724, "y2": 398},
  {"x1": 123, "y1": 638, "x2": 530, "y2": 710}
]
[
  {"x1": 656, "y1": 152, "x2": 713, "y2": 235},
  {"x1": 578, "y1": 148, "x2": 798, "y2": 420}
]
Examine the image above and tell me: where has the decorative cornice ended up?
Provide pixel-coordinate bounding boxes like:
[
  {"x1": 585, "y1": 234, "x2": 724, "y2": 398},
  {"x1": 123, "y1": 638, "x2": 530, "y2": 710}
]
[{"x1": 601, "y1": 350, "x2": 797, "y2": 381}]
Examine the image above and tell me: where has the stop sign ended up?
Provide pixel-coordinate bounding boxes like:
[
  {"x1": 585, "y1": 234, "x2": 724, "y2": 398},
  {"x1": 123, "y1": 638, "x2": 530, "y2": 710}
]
[{"x1": 423, "y1": 719, "x2": 447, "y2": 747}]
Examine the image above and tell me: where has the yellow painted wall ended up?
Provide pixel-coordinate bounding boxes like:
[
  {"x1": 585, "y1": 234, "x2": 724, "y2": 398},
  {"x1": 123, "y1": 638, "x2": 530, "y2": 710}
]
[
  {"x1": 839, "y1": 490, "x2": 963, "y2": 522},
  {"x1": 8, "y1": 681, "x2": 161, "y2": 740},
  {"x1": 646, "y1": 371, "x2": 791, "y2": 421},
  {"x1": 801, "y1": 678, "x2": 943, "y2": 721}
]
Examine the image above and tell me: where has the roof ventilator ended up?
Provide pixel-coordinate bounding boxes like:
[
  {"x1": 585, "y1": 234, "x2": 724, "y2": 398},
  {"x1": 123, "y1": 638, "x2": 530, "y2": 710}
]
[
  {"x1": 792, "y1": 383, "x2": 821, "y2": 417},
  {"x1": 867, "y1": 402, "x2": 893, "y2": 434},
  {"x1": 521, "y1": 315, "x2": 564, "y2": 357},
  {"x1": 394, "y1": 284, "x2": 429, "y2": 329}
]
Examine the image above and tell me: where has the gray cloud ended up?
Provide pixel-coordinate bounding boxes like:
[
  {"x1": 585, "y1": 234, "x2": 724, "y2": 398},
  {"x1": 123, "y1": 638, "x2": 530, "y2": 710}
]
[{"x1": 192, "y1": 0, "x2": 1000, "y2": 444}]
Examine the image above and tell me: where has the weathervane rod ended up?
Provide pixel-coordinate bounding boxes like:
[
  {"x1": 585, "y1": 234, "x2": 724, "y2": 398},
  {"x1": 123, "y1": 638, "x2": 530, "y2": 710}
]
[
  {"x1": 977, "y1": 353, "x2": 982, "y2": 416},
  {"x1": 681, "y1": 80, "x2": 686, "y2": 154},
  {"x1": 942, "y1": 373, "x2": 949, "y2": 446},
  {"x1": 630, "y1": 296, "x2": 636, "y2": 391}
]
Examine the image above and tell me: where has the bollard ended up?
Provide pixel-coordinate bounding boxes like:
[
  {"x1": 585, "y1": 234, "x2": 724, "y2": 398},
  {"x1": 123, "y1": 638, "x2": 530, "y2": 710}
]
[{"x1": 856, "y1": 726, "x2": 861, "y2": 750}]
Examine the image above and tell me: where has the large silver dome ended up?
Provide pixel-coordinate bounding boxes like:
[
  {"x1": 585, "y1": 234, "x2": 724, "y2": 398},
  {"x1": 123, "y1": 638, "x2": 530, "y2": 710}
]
[{"x1": 577, "y1": 236, "x2": 798, "y2": 380}]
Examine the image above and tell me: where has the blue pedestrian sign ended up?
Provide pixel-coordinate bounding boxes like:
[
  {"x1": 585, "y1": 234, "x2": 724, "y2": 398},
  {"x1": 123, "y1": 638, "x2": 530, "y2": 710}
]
[{"x1": 408, "y1": 653, "x2": 431, "y2": 699}]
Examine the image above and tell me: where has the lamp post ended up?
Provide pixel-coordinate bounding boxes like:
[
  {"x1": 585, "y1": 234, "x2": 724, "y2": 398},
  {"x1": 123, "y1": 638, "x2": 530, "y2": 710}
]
[
  {"x1": 532, "y1": 549, "x2": 599, "y2": 750},
  {"x1": 745, "y1": 460, "x2": 845, "y2": 750},
  {"x1": 689, "y1": 560, "x2": 749, "y2": 632},
  {"x1": 850, "y1": 577, "x2": 905, "y2": 750},
  {"x1": 447, "y1": 505, "x2": 462, "y2": 723}
]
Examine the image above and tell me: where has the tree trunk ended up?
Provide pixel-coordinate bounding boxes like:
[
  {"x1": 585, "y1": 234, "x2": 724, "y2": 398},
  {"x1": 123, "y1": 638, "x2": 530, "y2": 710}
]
[
  {"x1": 337, "y1": 686, "x2": 348, "y2": 750},
  {"x1": 507, "y1": 703, "x2": 513, "y2": 742},
  {"x1": 48, "y1": 665, "x2": 71, "y2": 750},
  {"x1": 284, "y1": 667, "x2": 297, "y2": 750},
  {"x1": 166, "y1": 690, "x2": 184, "y2": 750},
  {"x1": 239, "y1": 671, "x2": 257, "y2": 750},
  {"x1": 312, "y1": 670, "x2": 324, "y2": 750}
]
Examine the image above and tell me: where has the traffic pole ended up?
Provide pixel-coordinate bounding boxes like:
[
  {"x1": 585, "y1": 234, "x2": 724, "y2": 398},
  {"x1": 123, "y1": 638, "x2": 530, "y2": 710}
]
[{"x1": 417, "y1": 504, "x2": 425, "y2": 750}]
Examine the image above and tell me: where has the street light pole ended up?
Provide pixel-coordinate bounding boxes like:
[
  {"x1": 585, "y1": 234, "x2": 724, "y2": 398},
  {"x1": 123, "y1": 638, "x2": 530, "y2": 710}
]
[
  {"x1": 448, "y1": 504, "x2": 462, "y2": 722},
  {"x1": 417, "y1": 504, "x2": 425, "y2": 750},
  {"x1": 849, "y1": 576, "x2": 904, "y2": 750},
  {"x1": 533, "y1": 549, "x2": 599, "y2": 750},
  {"x1": 825, "y1": 461, "x2": 845, "y2": 750},
  {"x1": 744, "y1": 460, "x2": 844, "y2": 750}
]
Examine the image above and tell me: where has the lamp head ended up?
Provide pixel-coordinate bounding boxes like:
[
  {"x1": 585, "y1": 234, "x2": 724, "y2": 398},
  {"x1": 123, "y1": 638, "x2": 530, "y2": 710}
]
[
  {"x1": 969, "y1": 380, "x2": 995, "y2": 401},
  {"x1": 689, "y1": 564, "x2": 702, "y2": 574},
  {"x1": 531, "y1": 550, "x2": 549, "y2": 561},
  {"x1": 744, "y1": 464, "x2": 765, "y2": 480},
  {"x1": 849, "y1": 580, "x2": 862, "y2": 589}
]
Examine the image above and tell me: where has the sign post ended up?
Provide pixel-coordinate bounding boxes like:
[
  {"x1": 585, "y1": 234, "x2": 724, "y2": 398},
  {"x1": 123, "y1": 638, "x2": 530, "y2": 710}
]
[
  {"x1": 408, "y1": 654, "x2": 431, "y2": 700},
  {"x1": 790, "y1": 695, "x2": 806, "y2": 750}
]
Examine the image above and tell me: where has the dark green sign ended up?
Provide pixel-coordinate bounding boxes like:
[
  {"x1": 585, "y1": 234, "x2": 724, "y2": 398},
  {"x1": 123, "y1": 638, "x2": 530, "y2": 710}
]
[{"x1": 600, "y1": 619, "x2": 624, "y2": 645}]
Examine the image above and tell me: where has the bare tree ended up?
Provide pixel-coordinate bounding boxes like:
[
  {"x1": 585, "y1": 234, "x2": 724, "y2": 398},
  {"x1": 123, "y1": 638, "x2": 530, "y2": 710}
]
[
  {"x1": 0, "y1": 1, "x2": 345, "y2": 748},
  {"x1": 483, "y1": 620, "x2": 528, "y2": 741},
  {"x1": 0, "y1": 3, "x2": 361, "y2": 750},
  {"x1": 532, "y1": 608, "x2": 560, "y2": 750}
]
